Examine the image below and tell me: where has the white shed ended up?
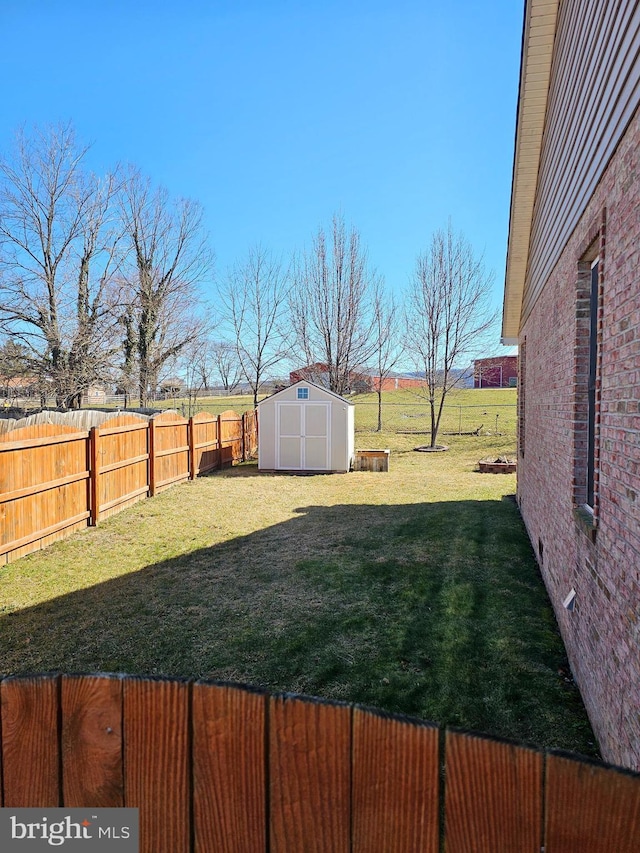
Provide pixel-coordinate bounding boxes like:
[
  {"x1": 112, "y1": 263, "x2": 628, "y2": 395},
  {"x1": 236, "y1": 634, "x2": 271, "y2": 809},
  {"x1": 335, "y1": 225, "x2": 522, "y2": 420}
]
[{"x1": 258, "y1": 380, "x2": 354, "y2": 473}]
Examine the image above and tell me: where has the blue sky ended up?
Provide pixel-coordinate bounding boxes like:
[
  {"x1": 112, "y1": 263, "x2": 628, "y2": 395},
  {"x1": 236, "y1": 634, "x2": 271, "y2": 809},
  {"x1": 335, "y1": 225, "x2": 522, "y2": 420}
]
[{"x1": 1, "y1": 0, "x2": 522, "y2": 339}]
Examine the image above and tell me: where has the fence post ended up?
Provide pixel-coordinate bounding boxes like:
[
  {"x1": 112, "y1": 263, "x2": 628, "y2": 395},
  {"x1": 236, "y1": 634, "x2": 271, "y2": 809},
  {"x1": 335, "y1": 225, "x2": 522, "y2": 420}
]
[
  {"x1": 241, "y1": 412, "x2": 246, "y2": 462},
  {"x1": 149, "y1": 418, "x2": 156, "y2": 497},
  {"x1": 189, "y1": 417, "x2": 196, "y2": 480},
  {"x1": 217, "y1": 414, "x2": 223, "y2": 469},
  {"x1": 89, "y1": 426, "x2": 100, "y2": 526},
  {"x1": 252, "y1": 409, "x2": 258, "y2": 459}
]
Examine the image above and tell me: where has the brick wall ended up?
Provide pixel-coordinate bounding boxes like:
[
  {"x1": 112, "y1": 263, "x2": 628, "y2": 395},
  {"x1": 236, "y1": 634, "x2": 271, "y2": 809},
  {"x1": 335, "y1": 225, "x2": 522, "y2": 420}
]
[
  {"x1": 518, "y1": 103, "x2": 640, "y2": 770},
  {"x1": 374, "y1": 376, "x2": 424, "y2": 391},
  {"x1": 474, "y1": 356, "x2": 518, "y2": 388}
]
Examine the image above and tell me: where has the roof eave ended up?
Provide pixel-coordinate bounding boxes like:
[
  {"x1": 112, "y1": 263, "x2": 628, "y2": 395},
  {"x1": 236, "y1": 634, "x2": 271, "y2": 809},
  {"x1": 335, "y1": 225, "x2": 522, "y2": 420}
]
[{"x1": 502, "y1": 0, "x2": 560, "y2": 341}]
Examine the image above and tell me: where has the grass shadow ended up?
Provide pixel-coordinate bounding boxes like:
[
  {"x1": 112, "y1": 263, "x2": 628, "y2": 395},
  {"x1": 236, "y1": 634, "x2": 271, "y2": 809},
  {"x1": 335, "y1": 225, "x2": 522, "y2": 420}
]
[{"x1": 0, "y1": 496, "x2": 597, "y2": 757}]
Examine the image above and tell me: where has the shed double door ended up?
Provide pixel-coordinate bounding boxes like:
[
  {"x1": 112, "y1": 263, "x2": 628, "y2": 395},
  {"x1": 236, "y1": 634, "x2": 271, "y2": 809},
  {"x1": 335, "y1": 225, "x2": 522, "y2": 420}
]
[{"x1": 277, "y1": 402, "x2": 329, "y2": 470}]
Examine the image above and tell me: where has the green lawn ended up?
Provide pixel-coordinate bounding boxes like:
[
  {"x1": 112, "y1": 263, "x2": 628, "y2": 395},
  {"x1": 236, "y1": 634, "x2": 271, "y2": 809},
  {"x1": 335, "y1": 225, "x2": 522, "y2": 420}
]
[
  {"x1": 160, "y1": 386, "x2": 518, "y2": 439},
  {"x1": 0, "y1": 388, "x2": 598, "y2": 757}
]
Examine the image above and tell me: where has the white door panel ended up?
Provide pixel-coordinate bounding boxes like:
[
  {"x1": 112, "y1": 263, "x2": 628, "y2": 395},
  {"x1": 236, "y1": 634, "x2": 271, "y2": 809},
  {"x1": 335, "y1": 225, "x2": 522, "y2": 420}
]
[
  {"x1": 277, "y1": 402, "x2": 329, "y2": 469},
  {"x1": 279, "y1": 436, "x2": 302, "y2": 469}
]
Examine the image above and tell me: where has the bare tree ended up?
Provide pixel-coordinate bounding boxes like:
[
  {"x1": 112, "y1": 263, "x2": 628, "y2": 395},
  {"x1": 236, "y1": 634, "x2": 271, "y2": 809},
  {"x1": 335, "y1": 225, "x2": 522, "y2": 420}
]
[
  {"x1": 0, "y1": 124, "x2": 124, "y2": 408},
  {"x1": 175, "y1": 339, "x2": 206, "y2": 417},
  {"x1": 210, "y1": 341, "x2": 243, "y2": 393},
  {"x1": 219, "y1": 245, "x2": 290, "y2": 409},
  {"x1": 175, "y1": 338, "x2": 241, "y2": 397},
  {"x1": 405, "y1": 223, "x2": 498, "y2": 447},
  {"x1": 119, "y1": 170, "x2": 213, "y2": 407},
  {"x1": 290, "y1": 214, "x2": 379, "y2": 396},
  {"x1": 370, "y1": 284, "x2": 403, "y2": 431}
]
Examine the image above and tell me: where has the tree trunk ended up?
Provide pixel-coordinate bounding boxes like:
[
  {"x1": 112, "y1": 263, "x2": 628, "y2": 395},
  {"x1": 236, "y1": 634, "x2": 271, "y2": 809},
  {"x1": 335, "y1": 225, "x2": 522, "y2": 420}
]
[{"x1": 430, "y1": 397, "x2": 438, "y2": 448}]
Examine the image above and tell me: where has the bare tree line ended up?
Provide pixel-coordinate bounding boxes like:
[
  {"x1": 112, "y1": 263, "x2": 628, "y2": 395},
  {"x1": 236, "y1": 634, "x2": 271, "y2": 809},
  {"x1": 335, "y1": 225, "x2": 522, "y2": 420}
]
[
  {"x1": 0, "y1": 124, "x2": 211, "y2": 409},
  {"x1": 212, "y1": 215, "x2": 402, "y2": 406},
  {"x1": 212, "y1": 215, "x2": 496, "y2": 442},
  {"x1": 1, "y1": 125, "x2": 498, "y2": 444}
]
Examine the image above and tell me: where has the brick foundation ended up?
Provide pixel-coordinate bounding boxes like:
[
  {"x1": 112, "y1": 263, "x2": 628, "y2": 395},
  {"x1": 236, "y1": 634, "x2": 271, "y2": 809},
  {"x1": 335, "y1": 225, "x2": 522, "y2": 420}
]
[{"x1": 518, "y1": 104, "x2": 640, "y2": 770}]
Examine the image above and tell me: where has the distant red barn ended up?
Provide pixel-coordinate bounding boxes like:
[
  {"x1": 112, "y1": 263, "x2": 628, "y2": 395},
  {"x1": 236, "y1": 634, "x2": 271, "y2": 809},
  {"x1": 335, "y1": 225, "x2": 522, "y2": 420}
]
[{"x1": 473, "y1": 356, "x2": 518, "y2": 388}]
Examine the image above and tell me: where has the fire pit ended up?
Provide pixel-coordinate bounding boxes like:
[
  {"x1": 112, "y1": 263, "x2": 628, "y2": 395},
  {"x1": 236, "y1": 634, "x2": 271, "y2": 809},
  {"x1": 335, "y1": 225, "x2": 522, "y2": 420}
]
[{"x1": 478, "y1": 456, "x2": 516, "y2": 473}]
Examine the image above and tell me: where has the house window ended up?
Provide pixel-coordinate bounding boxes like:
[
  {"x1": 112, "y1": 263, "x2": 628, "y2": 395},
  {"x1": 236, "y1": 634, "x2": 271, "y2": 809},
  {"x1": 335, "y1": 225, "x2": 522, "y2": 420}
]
[
  {"x1": 297, "y1": 387, "x2": 309, "y2": 400},
  {"x1": 574, "y1": 251, "x2": 601, "y2": 515},
  {"x1": 586, "y1": 259, "x2": 599, "y2": 509}
]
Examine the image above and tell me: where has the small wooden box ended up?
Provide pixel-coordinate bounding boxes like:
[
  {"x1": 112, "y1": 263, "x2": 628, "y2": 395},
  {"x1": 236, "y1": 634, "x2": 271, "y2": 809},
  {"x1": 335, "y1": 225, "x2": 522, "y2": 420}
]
[{"x1": 353, "y1": 449, "x2": 390, "y2": 472}]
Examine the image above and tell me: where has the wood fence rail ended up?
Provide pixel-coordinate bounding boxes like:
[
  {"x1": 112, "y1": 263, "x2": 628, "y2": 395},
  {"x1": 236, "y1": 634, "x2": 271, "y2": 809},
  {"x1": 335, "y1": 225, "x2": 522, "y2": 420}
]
[
  {"x1": 0, "y1": 674, "x2": 638, "y2": 852},
  {"x1": 0, "y1": 410, "x2": 257, "y2": 564}
]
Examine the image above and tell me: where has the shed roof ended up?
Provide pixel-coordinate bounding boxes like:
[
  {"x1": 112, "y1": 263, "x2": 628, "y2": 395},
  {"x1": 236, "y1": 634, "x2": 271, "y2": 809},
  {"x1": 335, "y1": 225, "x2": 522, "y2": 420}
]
[
  {"x1": 257, "y1": 379, "x2": 354, "y2": 406},
  {"x1": 502, "y1": 0, "x2": 560, "y2": 344}
]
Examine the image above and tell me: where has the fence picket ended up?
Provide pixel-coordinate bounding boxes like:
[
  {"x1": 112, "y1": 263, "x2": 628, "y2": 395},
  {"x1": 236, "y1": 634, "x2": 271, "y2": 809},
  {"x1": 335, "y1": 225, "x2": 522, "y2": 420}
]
[
  {"x1": 269, "y1": 694, "x2": 351, "y2": 853},
  {"x1": 352, "y1": 708, "x2": 440, "y2": 852},
  {"x1": 123, "y1": 677, "x2": 190, "y2": 853},
  {"x1": 61, "y1": 674, "x2": 124, "y2": 807},
  {"x1": 193, "y1": 682, "x2": 267, "y2": 852},
  {"x1": 444, "y1": 729, "x2": 543, "y2": 853},
  {"x1": 90, "y1": 426, "x2": 100, "y2": 525},
  {"x1": 148, "y1": 418, "x2": 156, "y2": 497},
  {"x1": 0, "y1": 675, "x2": 60, "y2": 807},
  {"x1": 545, "y1": 752, "x2": 640, "y2": 852},
  {"x1": 188, "y1": 417, "x2": 195, "y2": 479}
]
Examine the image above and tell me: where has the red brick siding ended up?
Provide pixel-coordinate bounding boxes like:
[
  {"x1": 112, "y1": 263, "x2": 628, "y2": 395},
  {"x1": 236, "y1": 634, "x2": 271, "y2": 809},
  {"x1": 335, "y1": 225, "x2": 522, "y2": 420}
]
[
  {"x1": 518, "y1": 104, "x2": 640, "y2": 770},
  {"x1": 474, "y1": 356, "x2": 518, "y2": 388},
  {"x1": 372, "y1": 376, "x2": 424, "y2": 391}
]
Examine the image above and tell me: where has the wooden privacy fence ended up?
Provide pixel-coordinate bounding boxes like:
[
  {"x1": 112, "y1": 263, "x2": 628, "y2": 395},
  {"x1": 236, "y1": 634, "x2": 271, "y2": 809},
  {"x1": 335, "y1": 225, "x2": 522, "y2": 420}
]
[
  {"x1": 0, "y1": 410, "x2": 257, "y2": 564},
  {"x1": 0, "y1": 674, "x2": 638, "y2": 853}
]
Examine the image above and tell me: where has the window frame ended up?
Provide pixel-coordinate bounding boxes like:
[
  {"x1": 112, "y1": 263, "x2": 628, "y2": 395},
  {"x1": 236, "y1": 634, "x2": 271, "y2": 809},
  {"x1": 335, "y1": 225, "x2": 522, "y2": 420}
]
[
  {"x1": 586, "y1": 258, "x2": 599, "y2": 511},
  {"x1": 573, "y1": 247, "x2": 601, "y2": 521}
]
